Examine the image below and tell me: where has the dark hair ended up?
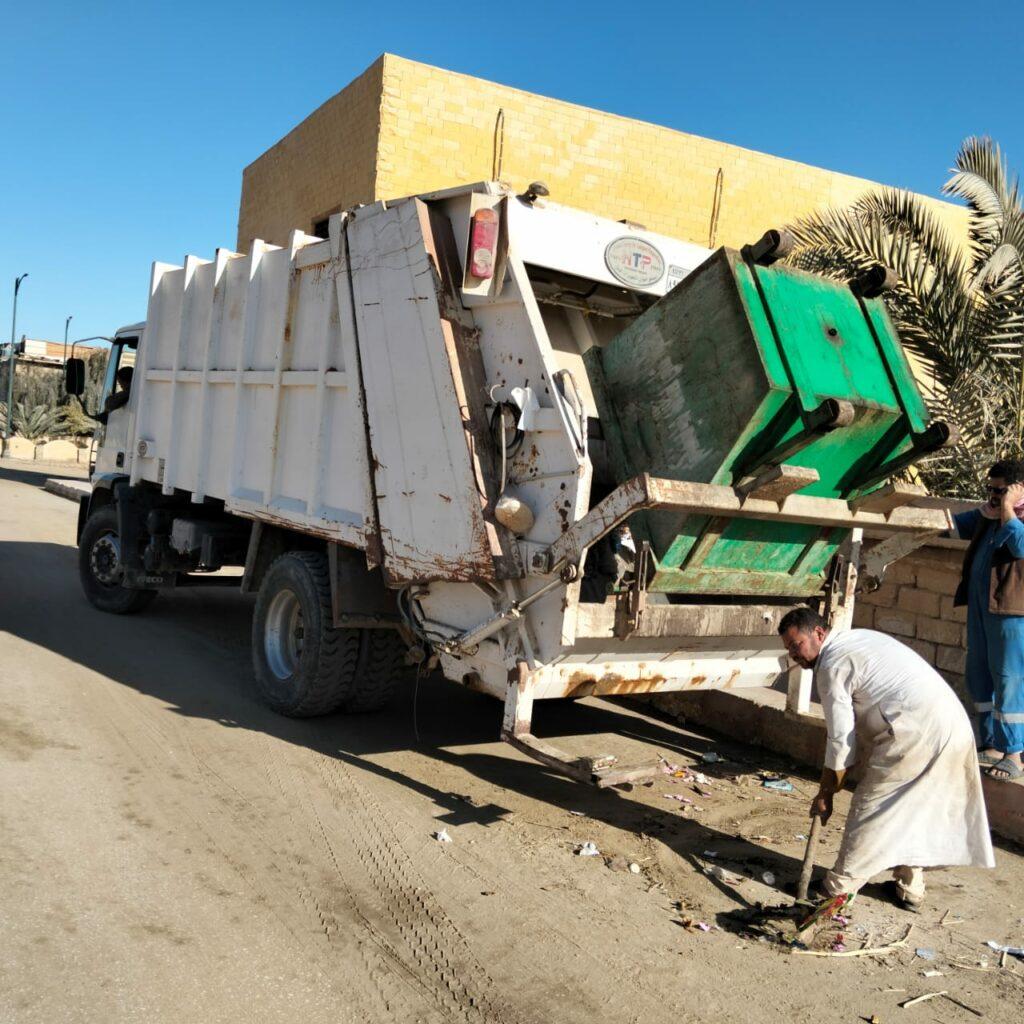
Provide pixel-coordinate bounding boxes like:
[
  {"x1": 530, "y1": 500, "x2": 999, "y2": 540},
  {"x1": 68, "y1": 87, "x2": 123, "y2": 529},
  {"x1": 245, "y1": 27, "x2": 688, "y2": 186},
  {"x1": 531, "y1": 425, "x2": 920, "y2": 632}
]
[
  {"x1": 989, "y1": 459, "x2": 1024, "y2": 485},
  {"x1": 777, "y1": 606, "x2": 827, "y2": 635}
]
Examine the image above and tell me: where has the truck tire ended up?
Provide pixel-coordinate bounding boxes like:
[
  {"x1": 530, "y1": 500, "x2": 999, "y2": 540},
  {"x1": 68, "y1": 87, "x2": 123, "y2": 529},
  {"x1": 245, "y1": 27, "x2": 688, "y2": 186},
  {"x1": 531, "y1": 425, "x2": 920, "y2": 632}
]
[
  {"x1": 252, "y1": 551, "x2": 362, "y2": 717},
  {"x1": 345, "y1": 628, "x2": 407, "y2": 713},
  {"x1": 79, "y1": 507, "x2": 157, "y2": 614}
]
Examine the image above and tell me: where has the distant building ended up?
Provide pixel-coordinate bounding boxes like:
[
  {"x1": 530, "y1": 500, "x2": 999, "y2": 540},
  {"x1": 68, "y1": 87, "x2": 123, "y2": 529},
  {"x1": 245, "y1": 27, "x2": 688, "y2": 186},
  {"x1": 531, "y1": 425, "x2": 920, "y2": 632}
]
[
  {"x1": 11, "y1": 338, "x2": 106, "y2": 367},
  {"x1": 238, "y1": 53, "x2": 966, "y2": 254}
]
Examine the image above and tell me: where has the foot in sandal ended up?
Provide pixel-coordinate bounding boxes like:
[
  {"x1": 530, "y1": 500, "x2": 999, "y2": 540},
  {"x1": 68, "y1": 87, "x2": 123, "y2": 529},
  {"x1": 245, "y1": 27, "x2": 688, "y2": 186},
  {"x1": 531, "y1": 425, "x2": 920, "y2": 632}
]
[
  {"x1": 978, "y1": 748, "x2": 1004, "y2": 766},
  {"x1": 985, "y1": 753, "x2": 1023, "y2": 781}
]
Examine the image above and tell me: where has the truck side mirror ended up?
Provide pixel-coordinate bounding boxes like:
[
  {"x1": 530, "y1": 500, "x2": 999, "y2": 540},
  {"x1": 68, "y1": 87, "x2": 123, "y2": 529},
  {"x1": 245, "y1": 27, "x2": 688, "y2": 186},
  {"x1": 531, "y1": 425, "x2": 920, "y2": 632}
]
[{"x1": 65, "y1": 357, "x2": 86, "y2": 396}]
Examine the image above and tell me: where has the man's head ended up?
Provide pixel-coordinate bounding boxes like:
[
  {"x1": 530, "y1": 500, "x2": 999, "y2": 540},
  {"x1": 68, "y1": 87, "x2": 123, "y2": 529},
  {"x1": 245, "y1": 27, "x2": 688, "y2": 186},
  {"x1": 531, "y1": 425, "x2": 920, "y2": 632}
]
[
  {"x1": 986, "y1": 458, "x2": 1024, "y2": 510},
  {"x1": 115, "y1": 365, "x2": 133, "y2": 391},
  {"x1": 778, "y1": 607, "x2": 830, "y2": 669}
]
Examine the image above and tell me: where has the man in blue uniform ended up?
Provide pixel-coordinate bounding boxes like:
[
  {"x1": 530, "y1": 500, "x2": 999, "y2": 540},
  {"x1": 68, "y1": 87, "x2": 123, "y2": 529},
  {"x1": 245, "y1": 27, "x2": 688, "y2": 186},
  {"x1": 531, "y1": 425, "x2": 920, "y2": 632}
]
[{"x1": 954, "y1": 459, "x2": 1024, "y2": 781}]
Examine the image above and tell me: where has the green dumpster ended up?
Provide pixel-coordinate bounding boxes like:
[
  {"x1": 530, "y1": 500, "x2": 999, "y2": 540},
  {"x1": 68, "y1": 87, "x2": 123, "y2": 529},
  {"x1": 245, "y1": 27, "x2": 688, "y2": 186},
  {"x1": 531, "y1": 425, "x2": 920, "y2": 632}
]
[{"x1": 585, "y1": 246, "x2": 947, "y2": 598}]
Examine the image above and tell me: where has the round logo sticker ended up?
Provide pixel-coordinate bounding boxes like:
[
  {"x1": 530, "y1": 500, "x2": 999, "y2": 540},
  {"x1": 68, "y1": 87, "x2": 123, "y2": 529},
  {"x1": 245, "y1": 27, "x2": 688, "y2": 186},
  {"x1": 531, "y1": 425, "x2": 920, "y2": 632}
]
[{"x1": 604, "y1": 237, "x2": 666, "y2": 288}]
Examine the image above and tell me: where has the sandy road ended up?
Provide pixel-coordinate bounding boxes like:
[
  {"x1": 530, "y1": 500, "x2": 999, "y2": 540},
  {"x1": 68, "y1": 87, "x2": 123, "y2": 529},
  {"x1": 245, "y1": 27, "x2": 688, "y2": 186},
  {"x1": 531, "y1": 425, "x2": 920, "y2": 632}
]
[{"x1": 2, "y1": 459, "x2": 1023, "y2": 1024}]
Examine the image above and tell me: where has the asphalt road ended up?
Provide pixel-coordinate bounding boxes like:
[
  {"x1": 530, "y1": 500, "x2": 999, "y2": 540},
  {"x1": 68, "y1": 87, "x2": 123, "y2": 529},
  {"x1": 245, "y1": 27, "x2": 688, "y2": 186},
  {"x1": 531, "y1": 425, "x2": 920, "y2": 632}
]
[{"x1": 2, "y1": 459, "x2": 1022, "y2": 1024}]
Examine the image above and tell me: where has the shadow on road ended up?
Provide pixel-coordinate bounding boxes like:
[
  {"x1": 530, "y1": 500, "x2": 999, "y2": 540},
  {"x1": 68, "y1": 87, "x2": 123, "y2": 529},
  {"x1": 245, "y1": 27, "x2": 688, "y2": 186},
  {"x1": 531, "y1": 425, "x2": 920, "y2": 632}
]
[{"x1": 2, "y1": 519, "x2": 819, "y2": 905}]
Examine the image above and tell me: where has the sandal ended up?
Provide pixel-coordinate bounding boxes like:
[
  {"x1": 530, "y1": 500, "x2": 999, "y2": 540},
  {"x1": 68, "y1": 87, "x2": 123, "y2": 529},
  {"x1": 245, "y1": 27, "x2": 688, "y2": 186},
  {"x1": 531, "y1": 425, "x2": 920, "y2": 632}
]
[
  {"x1": 985, "y1": 757, "x2": 1023, "y2": 781},
  {"x1": 978, "y1": 751, "x2": 1003, "y2": 766}
]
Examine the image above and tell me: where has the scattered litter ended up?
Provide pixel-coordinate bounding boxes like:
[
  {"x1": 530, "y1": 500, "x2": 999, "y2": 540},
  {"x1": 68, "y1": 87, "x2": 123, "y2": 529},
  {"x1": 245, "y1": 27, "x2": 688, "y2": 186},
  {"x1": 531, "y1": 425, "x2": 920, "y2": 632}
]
[
  {"x1": 834, "y1": 914, "x2": 849, "y2": 926},
  {"x1": 577, "y1": 841, "x2": 600, "y2": 857},
  {"x1": 662, "y1": 794, "x2": 694, "y2": 804},
  {"x1": 761, "y1": 871, "x2": 776, "y2": 886},
  {"x1": 986, "y1": 939, "x2": 1024, "y2": 958},
  {"x1": 569, "y1": 810, "x2": 585, "y2": 817},
  {"x1": 693, "y1": 786, "x2": 713, "y2": 798},
  {"x1": 793, "y1": 923, "x2": 913, "y2": 958},
  {"x1": 758, "y1": 770, "x2": 782, "y2": 781},
  {"x1": 762, "y1": 779, "x2": 794, "y2": 792},
  {"x1": 914, "y1": 947, "x2": 937, "y2": 961},
  {"x1": 921, "y1": 970, "x2": 944, "y2": 978},
  {"x1": 703, "y1": 849, "x2": 719, "y2": 858},
  {"x1": 677, "y1": 915, "x2": 711, "y2": 933},
  {"x1": 869, "y1": 1015, "x2": 880, "y2": 1024},
  {"x1": 900, "y1": 991, "x2": 946, "y2": 1009},
  {"x1": 701, "y1": 752, "x2": 721, "y2": 764},
  {"x1": 691, "y1": 771, "x2": 711, "y2": 785},
  {"x1": 629, "y1": 862, "x2": 641, "y2": 874},
  {"x1": 706, "y1": 865, "x2": 744, "y2": 884},
  {"x1": 794, "y1": 833, "x2": 807, "y2": 841},
  {"x1": 434, "y1": 829, "x2": 452, "y2": 843}
]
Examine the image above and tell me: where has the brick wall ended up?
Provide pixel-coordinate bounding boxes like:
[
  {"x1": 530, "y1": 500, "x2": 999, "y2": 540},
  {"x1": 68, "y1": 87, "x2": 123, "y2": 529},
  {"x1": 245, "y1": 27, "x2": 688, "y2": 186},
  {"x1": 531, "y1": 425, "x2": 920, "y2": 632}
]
[
  {"x1": 853, "y1": 542, "x2": 969, "y2": 705},
  {"x1": 236, "y1": 58, "x2": 386, "y2": 253},
  {"x1": 238, "y1": 53, "x2": 968, "y2": 253}
]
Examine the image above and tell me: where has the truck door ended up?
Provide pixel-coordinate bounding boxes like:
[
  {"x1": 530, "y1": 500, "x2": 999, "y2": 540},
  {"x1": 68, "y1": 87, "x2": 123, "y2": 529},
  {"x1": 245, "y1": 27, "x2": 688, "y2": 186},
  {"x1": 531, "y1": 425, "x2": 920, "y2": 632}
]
[{"x1": 94, "y1": 336, "x2": 138, "y2": 476}]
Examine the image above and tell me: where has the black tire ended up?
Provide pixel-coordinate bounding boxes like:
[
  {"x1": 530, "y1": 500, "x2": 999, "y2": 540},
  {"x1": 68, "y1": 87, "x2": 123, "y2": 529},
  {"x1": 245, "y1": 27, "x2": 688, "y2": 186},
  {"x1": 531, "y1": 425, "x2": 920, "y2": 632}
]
[
  {"x1": 251, "y1": 551, "x2": 361, "y2": 717},
  {"x1": 79, "y1": 507, "x2": 157, "y2": 614},
  {"x1": 344, "y1": 628, "x2": 408, "y2": 713}
]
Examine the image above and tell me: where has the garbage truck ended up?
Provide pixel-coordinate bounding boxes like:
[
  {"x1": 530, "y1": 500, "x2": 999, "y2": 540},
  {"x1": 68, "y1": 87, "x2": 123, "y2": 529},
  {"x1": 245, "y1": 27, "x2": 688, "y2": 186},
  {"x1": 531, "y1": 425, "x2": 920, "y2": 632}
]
[{"x1": 66, "y1": 180, "x2": 954, "y2": 785}]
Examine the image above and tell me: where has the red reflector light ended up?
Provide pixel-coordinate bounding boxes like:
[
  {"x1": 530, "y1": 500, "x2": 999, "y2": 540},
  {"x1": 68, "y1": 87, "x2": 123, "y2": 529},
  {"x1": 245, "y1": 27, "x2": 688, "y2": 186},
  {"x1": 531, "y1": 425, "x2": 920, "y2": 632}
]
[{"x1": 469, "y1": 208, "x2": 498, "y2": 279}]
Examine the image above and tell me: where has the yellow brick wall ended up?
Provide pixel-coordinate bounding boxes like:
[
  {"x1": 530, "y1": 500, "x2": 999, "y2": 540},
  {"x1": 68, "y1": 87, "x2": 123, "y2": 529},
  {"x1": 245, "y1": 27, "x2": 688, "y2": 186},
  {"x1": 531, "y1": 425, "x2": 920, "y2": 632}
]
[
  {"x1": 374, "y1": 54, "x2": 967, "y2": 248},
  {"x1": 236, "y1": 58, "x2": 386, "y2": 252},
  {"x1": 239, "y1": 53, "x2": 967, "y2": 253}
]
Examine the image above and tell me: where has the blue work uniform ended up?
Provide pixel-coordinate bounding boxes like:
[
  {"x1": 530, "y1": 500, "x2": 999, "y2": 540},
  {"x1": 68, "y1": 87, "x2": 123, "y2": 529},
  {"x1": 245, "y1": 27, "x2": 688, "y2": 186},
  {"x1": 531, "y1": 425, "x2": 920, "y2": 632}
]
[{"x1": 954, "y1": 509, "x2": 1024, "y2": 754}]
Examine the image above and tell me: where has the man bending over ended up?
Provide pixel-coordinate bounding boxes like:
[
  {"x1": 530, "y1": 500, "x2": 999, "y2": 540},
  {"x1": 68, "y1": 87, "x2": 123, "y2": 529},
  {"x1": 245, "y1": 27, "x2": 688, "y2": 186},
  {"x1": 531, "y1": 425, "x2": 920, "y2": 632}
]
[{"x1": 778, "y1": 608, "x2": 994, "y2": 909}]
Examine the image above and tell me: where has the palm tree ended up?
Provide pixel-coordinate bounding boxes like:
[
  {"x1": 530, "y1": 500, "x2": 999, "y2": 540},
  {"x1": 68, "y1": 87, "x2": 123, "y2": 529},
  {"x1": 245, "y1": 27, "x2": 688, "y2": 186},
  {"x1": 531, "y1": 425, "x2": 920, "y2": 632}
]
[
  {"x1": 786, "y1": 137, "x2": 1024, "y2": 495},
  {"x1": 7, "y1": 401, "x2": 62, "y2": 441}
]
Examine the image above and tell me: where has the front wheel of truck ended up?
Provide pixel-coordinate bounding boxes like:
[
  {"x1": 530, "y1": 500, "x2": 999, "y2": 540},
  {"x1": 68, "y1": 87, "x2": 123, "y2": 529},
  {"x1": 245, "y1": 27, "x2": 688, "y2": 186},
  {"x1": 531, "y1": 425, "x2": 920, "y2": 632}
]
[{"x1": 79, "y1": 507, "x2": 157, "y2": 614}]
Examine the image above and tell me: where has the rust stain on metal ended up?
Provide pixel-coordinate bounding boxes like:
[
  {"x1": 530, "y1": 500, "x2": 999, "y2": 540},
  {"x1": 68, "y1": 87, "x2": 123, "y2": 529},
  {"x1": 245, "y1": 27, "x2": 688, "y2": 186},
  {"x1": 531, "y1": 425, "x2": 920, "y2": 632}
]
[{"x1": 563, "y1": 671, "x2": 668, "y2": 698}]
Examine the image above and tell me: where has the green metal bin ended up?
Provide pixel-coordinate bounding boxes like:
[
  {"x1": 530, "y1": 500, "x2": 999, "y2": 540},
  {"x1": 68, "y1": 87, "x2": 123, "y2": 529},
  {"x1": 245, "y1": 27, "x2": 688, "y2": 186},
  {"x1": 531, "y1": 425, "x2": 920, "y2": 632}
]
[{"x1": 585, "y1": 247, "x2": 945, "y2": 598}]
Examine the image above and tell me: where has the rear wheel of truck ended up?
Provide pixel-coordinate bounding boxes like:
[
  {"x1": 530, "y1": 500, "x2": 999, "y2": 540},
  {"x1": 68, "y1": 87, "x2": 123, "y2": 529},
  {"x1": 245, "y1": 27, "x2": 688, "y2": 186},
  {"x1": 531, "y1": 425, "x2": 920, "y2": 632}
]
[
  {"x1": 346, "y1": 628, "x2": 407, "y2": 713},
  {"x1": 252, "y1": 550, "x2": 408, "y2": 717},
  {"x1": 252, "y1": 551, "x2": 363, "y2": 717},
  {"x1": 79, "y1": 507, "x2": 158, "y2": 614}
]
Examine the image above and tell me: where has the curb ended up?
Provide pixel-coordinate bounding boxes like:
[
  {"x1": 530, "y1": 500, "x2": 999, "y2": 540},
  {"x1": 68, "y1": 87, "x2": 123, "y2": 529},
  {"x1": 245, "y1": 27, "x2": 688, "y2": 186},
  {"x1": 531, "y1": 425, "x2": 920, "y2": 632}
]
[{"x1": 44, "y1": 478, "x2": 90, "y2": 503}]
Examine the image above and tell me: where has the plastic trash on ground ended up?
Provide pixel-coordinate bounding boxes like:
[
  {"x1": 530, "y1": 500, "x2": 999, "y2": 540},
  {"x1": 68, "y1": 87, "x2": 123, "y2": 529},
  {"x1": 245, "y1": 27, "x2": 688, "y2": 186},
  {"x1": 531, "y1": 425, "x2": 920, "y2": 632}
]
[
  {"x1": 986, "y1": 939, "x2": 1024, "y2": 958},
  {"x1": 706, "y1": 865, "x2": 744, "y2": 884},
  {"x1": 434, "y1": 829, "x2": 452, "y2": 843},
  {"x1": 577, "y1": 841, "x2": 601, "y2": 857},
  {"x1": 762, "y1": 779, "x2": 794, "y2": 792}
]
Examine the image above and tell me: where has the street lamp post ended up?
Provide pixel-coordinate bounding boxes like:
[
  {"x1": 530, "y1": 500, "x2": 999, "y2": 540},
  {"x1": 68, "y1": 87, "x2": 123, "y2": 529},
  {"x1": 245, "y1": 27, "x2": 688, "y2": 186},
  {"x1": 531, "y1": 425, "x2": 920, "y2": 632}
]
[
  {"x1": 4, "y1": 273, "x2": 29, "y2": 445},
  {"x1": 63, "y1": 315, "x2": 73, "y2": 363}
]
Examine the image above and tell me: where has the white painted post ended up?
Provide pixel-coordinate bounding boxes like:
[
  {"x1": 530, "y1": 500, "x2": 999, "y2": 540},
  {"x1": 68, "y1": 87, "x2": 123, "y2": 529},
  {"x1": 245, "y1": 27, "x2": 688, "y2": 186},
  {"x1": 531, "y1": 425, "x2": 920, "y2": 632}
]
[{"x1": 786, "y1": 663, "x2": 814, "y2": 717}]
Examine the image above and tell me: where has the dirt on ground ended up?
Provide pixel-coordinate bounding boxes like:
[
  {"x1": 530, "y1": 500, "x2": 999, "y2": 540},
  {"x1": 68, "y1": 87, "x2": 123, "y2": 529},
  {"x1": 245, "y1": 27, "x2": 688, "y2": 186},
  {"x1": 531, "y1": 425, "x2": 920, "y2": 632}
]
[{"x1": 2, "y1": 458, "x2": 1023, "y2": 1023}]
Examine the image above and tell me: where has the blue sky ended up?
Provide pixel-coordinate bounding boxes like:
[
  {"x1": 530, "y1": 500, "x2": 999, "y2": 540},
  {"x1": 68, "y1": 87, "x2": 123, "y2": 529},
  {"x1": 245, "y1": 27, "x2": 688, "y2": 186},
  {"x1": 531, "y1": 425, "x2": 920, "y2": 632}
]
[{"x1": 2, "y1": 1, "x2": 1021, "y2": 347}]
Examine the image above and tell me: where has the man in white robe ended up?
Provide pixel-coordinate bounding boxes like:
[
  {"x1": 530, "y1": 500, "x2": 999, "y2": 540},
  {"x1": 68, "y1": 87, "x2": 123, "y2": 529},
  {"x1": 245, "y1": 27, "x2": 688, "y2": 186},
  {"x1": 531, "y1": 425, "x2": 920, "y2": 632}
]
[{"x1": 778, "y1": 607, "x2": 994, "y2": 908}]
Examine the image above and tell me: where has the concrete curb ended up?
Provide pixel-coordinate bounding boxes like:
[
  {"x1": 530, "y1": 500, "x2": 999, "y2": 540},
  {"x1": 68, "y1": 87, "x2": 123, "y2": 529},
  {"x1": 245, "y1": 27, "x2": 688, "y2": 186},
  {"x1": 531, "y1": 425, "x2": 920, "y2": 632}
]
[{"x1": 44, "y1": 478, "x2": 90, "y2": 503}]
